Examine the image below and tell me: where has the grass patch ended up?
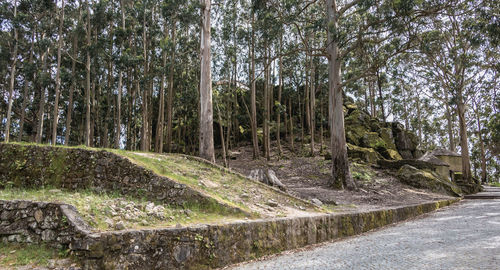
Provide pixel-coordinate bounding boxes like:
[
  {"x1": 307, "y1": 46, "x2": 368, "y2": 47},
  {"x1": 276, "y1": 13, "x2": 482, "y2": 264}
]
[
  {"x1": 0, "y1": 242, "x2": 70, "y2": 267},
  {"x1": 0, "y1": 187, "x2": 243, "y2": 231},
  {"x1": 2, "y1": 142, "x2": 321, "y2": 219},
  {"x1": 111, "y1": 150, "x2": 320, "y2": 216},
  {"x1": 351, "y1": 162, "x2": 375, "y2": 182},
  {"x1": 488, "y1": 182, "x2": 500, "y2": 188}
]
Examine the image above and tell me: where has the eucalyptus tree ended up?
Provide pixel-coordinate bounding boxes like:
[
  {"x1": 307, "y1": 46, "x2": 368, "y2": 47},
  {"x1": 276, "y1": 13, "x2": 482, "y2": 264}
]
[
  {"x1": 199, "y1": 0, "x2": 215, "y2": 162},
  {"x1": 4, "y1": 0, "x2": 18, "y2": 143},
  {"x1": 322, "y1": 0, "x2": 445, "y2": 189},
  {"x1": 418, "y1": 0, "x2": 498, "y2": 181},
  {"x1": 51, "y1": 0, "x2": 65, "y2": 145}
]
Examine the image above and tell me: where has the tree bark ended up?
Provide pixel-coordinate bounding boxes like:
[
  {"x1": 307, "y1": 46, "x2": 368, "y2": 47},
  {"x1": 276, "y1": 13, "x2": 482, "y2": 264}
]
[
  {"x1": 368, "y1": 79, "x2": 376, "y2": 117},
  {"x1": 166, "y1": 23, "x2": 176, "y2": 153},
  {"x1": 4, "y1": 0, "x2": 18, "y2": 143},
  {"x1": 276, "y1": 36, "x2": 283, "y2": 156},
  {"x1": 289, "y1": 98, "x2": 294, "y2": 151},
  {"x1": 457, "y1": 94, "x2": 471, "y2": 181},
  {"x1": 199, "y1": 0, "x2": 215, "y2": 162},
  {"x1": 475, "y1": 107, "x2": 487, "y2": 183},
  {"x1": 326, "y1": 0, "x2": 355, "y2": 190},
  {"x1": 263, "y1": 46, "x2": 270, "y2": 161},
  {"x1": 376, "y1": 70, "x2": 386, "y2": 121},
  {"x1": 51, "y1": 0, "x2": 65, "y2": 145},
  {"x1": 84, "y1": 0, "x2": 91, "y2": 147},
  {"x1": 155, "y1": 28, "x2": 168, "y2": 153},
  {"x1": 250, "y1": 12, "x2": 259, "y2": 159},
  {"x1": 309, "y1": 55, "x2": 315, "y2": 157},
  {"x1": 18, "y1": 32, "x2": 35, "y2": 142},
  {"x1": 35, "y1": 36, "x2": 50, "y2": 144},
  {"x1": 65, "y1": 34, "x2": 78, "y2": 145},
  {"x1": 444, "y1": 88, "x2": 455, "y2": 151}
]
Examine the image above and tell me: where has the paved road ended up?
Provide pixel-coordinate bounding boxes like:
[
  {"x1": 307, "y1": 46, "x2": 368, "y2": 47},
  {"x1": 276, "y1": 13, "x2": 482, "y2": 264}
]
[{"x1": 231, "y1": 200, "x2": 500, "y2": 270}]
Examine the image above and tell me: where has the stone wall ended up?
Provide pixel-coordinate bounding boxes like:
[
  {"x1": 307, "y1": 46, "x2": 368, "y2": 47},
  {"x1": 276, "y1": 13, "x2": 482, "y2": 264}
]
[
  {"x1": 0, "y1": 196, "x2": 459, "y2": 269},
  {"x1": 76, "y1": 199, "x2": 459, "y2": 269},
  {"x1": 0, "y1": 200, "x2": 92, "y2": 249},
  {"x1": 0, "y1": 144, "x2": 238, "y2": 214}
]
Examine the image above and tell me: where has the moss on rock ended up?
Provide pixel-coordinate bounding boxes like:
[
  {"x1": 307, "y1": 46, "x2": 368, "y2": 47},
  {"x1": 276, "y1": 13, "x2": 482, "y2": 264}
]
[
  {"x1": 347, "y1": 144, "x2": 381, "y2": 164},
  {"x1": 397, "y1": 165, "x2": 462, "y2": 197}
]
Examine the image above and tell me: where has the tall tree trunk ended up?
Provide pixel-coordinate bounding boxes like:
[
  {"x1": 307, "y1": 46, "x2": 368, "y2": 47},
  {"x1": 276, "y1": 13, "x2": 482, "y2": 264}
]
[
  {"x1": 65, "y1": 34, "x2": 78, "y2": 145},
  {"x1": 289, "y1": 98, "x2": 294, "y2": 151},
  {"x1": 320, "y1": 98, "x2": 324, "y2": 152},
  {"x1": 155, "y1": 28, "x2": 168, "y2": 153},
  {"x1": 199, "y1": 0, "x2": 215, "y2": 162},
  {"x1": 457, "y1": 93, "x2": 471, "y2": 181},
  {"x1": 250, "y1": 13, "x2": 259, "y2": 159},
  {"x1": 416, "y1": 93, "x2": 422, "y2": 144},
  {"x1": 368, "y1": 79, "x2": 376, "y2": 118},
  {"x1": 18, "y1": 31, "x2": 35, "y2": 141},
  {"x1": 376, "y1": 70, "x2": 386, "y2": 121},
  {"x1": 84, "y1": 0, "x2": 91, "y2": 147},
  {"x1": 115, "y1": 0, "x2": 127, "y2": 149},
  {"x1": 276, "y1": 35, "x2": 283, "y2": 156},
  {"x1": 326, "y1": 0, "x2": 355, "y2": 190},
  {"x1": 51, "y1": 0, "x2": 65, "y2": 145},
  {"x1": 35, "y1": 32, "x2": 50, "y2": 144},
  {"x1": 444, "y1": 88, "x2": 455, "y2": 151},
  {"x1": 263, "y1": 45, "x2": 270, "y2": 161},
  {"x1": 4, "y1": 0, "x2": 18, "y2": 143},
  {"x1": 309, "y1": 55, "x2": 315, "y2": 157},
  {"x1": 475, "y1": 108, "x2": 487, "y2": 183},
  {"x1": 166, "y1": 23, "x2": 176, "y2": 153},
  {"x1": 218, "y1": 109, "x2": 228, "y2": 167},
  {"x1": 141, "y1": 10, "x2": 149, "y2": 152}
]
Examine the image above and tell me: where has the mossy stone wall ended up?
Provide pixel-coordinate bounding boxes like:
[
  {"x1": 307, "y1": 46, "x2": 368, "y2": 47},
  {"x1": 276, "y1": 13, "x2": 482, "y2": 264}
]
[{"x1": 0, "y1": 144, "x2": 231, "y2": 212}]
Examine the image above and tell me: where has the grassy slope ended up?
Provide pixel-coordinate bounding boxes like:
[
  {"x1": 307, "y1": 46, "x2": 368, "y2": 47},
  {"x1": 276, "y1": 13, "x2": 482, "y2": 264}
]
[
  {"x1": 1, "y1": 143, "x2": 323, "y2": 230},
  {"x1": 111, "y1": 150, "x2": 321, "y2": 217},
  {"x1": 0, "y1": 188, "x2": 241, "y2": 231}
]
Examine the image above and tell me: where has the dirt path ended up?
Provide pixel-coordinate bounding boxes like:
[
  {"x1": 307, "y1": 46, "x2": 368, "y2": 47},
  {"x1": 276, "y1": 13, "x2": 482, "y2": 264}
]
[{"x1": 218, "y1": 143, "x2": 453, "y2": 213}]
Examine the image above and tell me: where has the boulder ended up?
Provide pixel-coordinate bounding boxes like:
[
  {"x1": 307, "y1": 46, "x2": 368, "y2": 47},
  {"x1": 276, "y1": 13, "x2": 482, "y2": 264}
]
[
  {"x1": 397, "y1": 165, "x2": 462, "y2": 197},
  {"x1": 345, "y1": 124, "x2": 368, "y2": 146},
  {"x1": 347, "y1": 144, "x2": 381, "y2": 164},
  {"x1": 378, "y1": 128, "x2": 397, "y2": 150},
  {"x1": 391, "y1": 123, "x2": 419, "y2": 157},
  {"x1": 248, "y1": 169, "x2": 286, "y2": 191},
  {"x1": 361, "y1": 132, "x2": 386, "y2": 149},
  {"x1": 378, "y1": 159, "x2": 436, "y2": 170}
]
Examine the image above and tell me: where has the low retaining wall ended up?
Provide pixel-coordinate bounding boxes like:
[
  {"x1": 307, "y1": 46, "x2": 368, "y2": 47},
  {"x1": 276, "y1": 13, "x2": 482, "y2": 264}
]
[
  {"x1": 0, "y1": 144, "x2": 241, "y2": 214},
  {"x1": 0, "y1": 198, "x2": 460, "y2": 269},
  {"x1": 0, "y1": 200, "x2": 92, "y2": 248}
]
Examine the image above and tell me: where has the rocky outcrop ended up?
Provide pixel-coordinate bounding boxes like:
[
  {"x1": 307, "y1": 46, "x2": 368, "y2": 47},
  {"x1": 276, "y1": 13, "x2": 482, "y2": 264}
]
[
  {"x1": 342, "y1": 104, "x2": 420, "y2": 163},
  {"x1": 391, "y1": 123, "x2": 422, "y2": 159},
  {"x1": 347, "y1": 144, "x2": 381, "y2": 164},
  {"x1": 397, "y1": 165, "x2": 462, "y2": 197}
]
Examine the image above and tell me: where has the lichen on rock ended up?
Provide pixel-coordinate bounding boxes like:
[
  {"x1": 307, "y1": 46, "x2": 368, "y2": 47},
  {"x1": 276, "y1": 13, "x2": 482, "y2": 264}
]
[{"x1": 397, "y1": 165, "x2": 462, "y2": 197}]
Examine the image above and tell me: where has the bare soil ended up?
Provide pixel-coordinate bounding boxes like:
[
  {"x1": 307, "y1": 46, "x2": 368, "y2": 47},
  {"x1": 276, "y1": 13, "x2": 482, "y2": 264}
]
[{"x1": 217, "y1": 142, "x2": 453, "y2": 213}]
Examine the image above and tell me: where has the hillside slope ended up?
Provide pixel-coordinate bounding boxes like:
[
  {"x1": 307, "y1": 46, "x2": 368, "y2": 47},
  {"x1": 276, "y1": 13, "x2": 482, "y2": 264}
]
[{"x1": 0, "y1": 143, "x2": 322, "y2": 224}]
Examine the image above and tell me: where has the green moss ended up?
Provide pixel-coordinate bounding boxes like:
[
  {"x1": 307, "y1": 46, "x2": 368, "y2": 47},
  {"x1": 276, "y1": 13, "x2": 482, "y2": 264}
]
[{"x1": 339, "y1": 216, "x2": 355, "y2": 236}]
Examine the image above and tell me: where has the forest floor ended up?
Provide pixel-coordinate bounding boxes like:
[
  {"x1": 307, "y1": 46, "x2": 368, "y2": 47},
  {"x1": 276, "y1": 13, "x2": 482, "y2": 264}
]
[{"x1": 218, "y1": 142, "x2": 453, "y2": 213}]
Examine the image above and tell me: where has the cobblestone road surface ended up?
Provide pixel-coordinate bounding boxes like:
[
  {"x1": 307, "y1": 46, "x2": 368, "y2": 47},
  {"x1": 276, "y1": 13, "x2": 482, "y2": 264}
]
[{"x1": 231, "y1": 200, "x2": 500, "y2": 270}]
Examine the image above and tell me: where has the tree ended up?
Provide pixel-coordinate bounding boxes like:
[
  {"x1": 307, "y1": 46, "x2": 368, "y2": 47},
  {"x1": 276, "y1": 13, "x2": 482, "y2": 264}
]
[
  {"x1": 51, "y1": 0, "x2": 65, "y2": 145},
  {"x1": 4, "y1": 0, "x2": 18, "y2": 143},
  {"x1": 199, "y1": 0, "x2": 215, "y2": 162}
]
